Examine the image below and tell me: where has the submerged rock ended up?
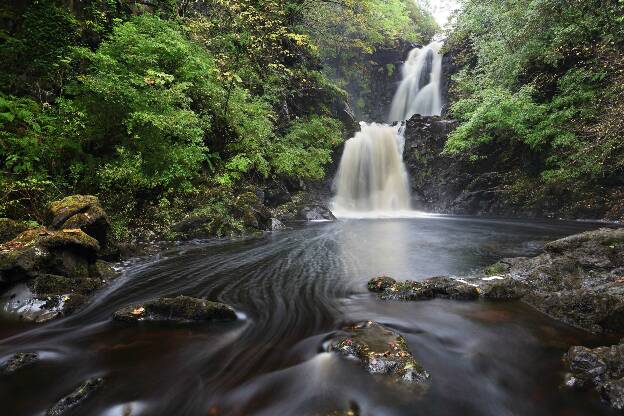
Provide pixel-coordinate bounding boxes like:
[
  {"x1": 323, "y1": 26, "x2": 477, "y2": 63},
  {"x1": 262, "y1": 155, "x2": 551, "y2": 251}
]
[
  {"x1": 46, "y1": 377, "x2": 104, "y2": 416},
  {"x1": 113, "y1": 295, "x2": 237, "y2": 323},
  {"x1": 0, "y1": 352, "x2": 39, "y2": 375},
  {"x1": 329, "y1": 321, "x2": 430, "y2": 390},
  {"x1": 370, "y1": 276, "x2": 479, "y2": 301},
  {"x1": 563, "y1": 340, "x2": 624, "y2": 410},
  {"x1": 47, "y1": 195, "x2": 111, "y2": 248},
  {"x1": 0, "y1": 283, "x2": 66, "y2": 323}
]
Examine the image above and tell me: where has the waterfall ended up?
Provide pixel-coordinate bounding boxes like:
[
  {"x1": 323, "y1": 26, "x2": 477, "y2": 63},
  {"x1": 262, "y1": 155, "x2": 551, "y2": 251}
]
[
  {"x1": 331, "y1": 123, "x2": 411, "y2": 217},
  {"x1": 331, "y1": 42, "x2": 444, "y2": 218},
  {"x1": 389, "y1": 41, "x2": 443, "y2": 122}
]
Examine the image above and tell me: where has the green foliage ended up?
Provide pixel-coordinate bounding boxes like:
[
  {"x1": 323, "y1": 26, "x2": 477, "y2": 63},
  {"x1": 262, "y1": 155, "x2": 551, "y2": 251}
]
[
  {"x1": 446, "y1": 0, "x2": 624, "y2": 183},
  {"x1": 0, "y1": 0, "x2": 79, "y2": 97},
  {"x1": 272, "y1": 116, "x2": 342, "y2": 179},
  {"x1": 0, "y1": 2, "x2": 347, "y2": 238}
]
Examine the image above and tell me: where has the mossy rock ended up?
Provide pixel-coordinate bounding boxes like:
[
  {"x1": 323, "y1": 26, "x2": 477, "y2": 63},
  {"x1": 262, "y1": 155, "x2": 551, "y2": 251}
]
[
  {"x1": 113, "y1": 295, "x2": 237, "y2": 323},
  {"x1": 0, "y1": 352, "x2": 39, "y2": 375},
  {"x1": 483, "y1": 261, "x2": 509, "y2": 276},
  {"x1": 372, "y1": 276, "x2": 480, "y2": 301},
  {"x1": 367, "y1": 275, "x2": 396, "y2": 292},
  {"x1": 330, "y1": 321, "x2": 430, "y2": 391},
  {"x1": 47, "y1": 195, "x2": 111, "y2": 247},
  {"x1": 0, "y1": 227, "x2": 99, "y2": 286},
  {"x1": 0, "y1": 218, "x2": 32, "y2": 244}
]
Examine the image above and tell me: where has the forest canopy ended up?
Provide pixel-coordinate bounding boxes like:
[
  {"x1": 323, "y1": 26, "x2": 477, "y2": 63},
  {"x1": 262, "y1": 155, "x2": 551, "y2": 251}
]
[{"x1": 0, "y1": 0, "x2": 436, "y2": 237}]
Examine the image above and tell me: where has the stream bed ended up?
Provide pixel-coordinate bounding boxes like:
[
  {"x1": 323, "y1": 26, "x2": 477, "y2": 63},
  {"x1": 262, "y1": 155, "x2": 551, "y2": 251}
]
[{"x1": 0, "y1": 216, "x2": 618, "y2": 415}]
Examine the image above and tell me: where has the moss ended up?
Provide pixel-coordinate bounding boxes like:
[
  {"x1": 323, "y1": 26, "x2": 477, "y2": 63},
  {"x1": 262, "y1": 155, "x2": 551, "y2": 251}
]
[
  {"x1": 48, "y1": 195, "x2": 100, "y2": 226},
  {"x1": 484, "y1": 262, "x2": 509, "y2": 276}
]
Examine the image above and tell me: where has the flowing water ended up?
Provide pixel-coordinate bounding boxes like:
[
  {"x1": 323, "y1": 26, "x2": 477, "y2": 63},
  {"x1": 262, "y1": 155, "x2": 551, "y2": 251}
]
[
  {"x1": 0, "y1": 217, "x2": 618, "y2": 416},
  {"x1": 389, "y1": 42, "x2": 443, "y2": 122},
  {"x1": 331, "y1": 123, "x2": 411, "y2": 217}
]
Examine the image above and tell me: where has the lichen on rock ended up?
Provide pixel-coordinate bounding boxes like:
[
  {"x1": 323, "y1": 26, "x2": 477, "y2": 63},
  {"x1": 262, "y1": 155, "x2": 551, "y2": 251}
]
[{"x1": 329, "y1": 321, "x2": 430, "y2": 391}]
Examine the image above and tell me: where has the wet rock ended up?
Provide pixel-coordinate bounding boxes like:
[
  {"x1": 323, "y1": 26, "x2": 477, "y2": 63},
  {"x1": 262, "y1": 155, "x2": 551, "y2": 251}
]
[
  {"x1": 47, "y1": 195, "x2": 111, "y2": 247},
  {"x1": 1, "y1": 352, "x2": 39, "y2": 375},
  {"x1": 371, "y1": 276, "x2": 479, "y2": 301},
  {"x1": 298, "y1": 205, "x2": 336, "y2": 221},
  {"x1": 499, "y1": 228, "x2": 624, "y2": 333},
  {"x1": 46, "y1": 377, "x2": 104, "y2": 416},
  {"x1": 477, "y1": 276, "x2": 527, "y2": 300},
  {"x1": 563, "y1": 340, "x2": 624, "y2": 410},
  {"x1": 268, "y1": 218, "x2": 286, "y2": 231},
  {"x1": 367, "y1": 276, "x2": 397, "y2": 293},
  {"x1": 0, "y1": 218, "x2": 31, "y2": 244},
  {"x1": 329, "y1": 321, "x2": 430, "y2": 389},
  {"x1": 0, "y1": 227, "x2": 99, "y2": 287},
  {"x1": 0, "y1": 283, "x2": 65, "y2": 322},
  {"x1": 113, "y1": 295, "x2": 237, "y2": 323}
]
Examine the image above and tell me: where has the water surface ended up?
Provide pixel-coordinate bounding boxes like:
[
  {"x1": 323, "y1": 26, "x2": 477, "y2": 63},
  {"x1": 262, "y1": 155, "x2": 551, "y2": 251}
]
[{"x1": 0, "y1": 217, "x2": 618, "y2": 415}]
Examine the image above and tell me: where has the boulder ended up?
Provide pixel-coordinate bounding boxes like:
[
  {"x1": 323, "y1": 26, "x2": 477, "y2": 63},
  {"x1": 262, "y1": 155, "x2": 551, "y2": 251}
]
[
  {"x1": 329, "y1": 321, "x2": 430, "y2": 390},
  {"x1": 298, "y1": 205, "x2": 336, "y2": 221},
  {"x1": 46, "y1": 377, "x2": 104, "y2": 416},
  {"x1": 0, "y1": 218, "x2": 31, "y2": 244},
  {"x1": 0, "y1": 352, "x2": 39, "y2": 375},
  {"x1": 113, "y1": 295, "x2": 237, "y2": 323},
  {"x1": 0, "y1": 227, "x2": 99, "y2": 287},
  {"x1": 47, "y1": 195, "x2": 111, "y2": 247},
  {"x1": 564, "y1": 340, "x2": 624, "y2": 410}
]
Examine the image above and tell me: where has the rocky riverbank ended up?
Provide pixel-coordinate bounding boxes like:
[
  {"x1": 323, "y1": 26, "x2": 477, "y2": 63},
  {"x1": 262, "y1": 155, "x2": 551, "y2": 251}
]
[
  {"x1": 403, "y1": 115, "x2": 624, "y2": 221},
  {"x1": 368, "y1": 226, "x2": 624, "y2": 410}
]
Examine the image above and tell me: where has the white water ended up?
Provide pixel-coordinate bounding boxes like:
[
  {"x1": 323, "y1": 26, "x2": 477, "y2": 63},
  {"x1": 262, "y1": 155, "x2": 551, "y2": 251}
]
[
  {"x1": 389, "y1": 41, "x2": 444, "y2": 122},
  {"x1": 331, "y1": 123, "x2": 412, "y2": 217},
  {"x1": 332, "y1": 42, "x2": 445, "y2": 218}
]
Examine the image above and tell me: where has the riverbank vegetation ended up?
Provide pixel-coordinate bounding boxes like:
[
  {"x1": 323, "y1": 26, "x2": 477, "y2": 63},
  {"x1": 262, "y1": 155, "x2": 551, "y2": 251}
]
[
  {"x1": 444, "y1": 0, "x2": 624, "y2": 216},
  {"x1": 0, "y1": 0, "x2": 435, "y2": 240}
]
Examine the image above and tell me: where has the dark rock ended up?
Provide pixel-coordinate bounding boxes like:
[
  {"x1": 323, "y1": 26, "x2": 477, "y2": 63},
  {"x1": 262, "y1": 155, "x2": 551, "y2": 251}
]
[
  {"x1": 263, "y1": 181, "x2": 292, "y2": 208},
  {"x1": 479, "y1": 278, "x2": 527, "y2": 300},
  {"x1": 47, "y1": 195, "x2": 111, "y2": 248},
  {"x1": 0, "y1": 218, "x2": 31, "y2": 244},
  {"x1": 0, "y1": 352, "x2": 39, "y2": 375},
  {"x1": 329, "y1": 321, "x2": 430, "y2": 390},
  {"x1": 46, "y1": 377, "x2": 104, "y2": 416},
  {"x1": 563, "y1": 340, "x2": 624, "y2": 410},
  {"x1": 371, "y1": 276, "x2": 479, "y2": 301},
  {"x1": 298, "y1": 205, "x2": 336, "y2": 221},
  {"x1": 113, "y1": 295, "x2": 237, "y2": 323}
]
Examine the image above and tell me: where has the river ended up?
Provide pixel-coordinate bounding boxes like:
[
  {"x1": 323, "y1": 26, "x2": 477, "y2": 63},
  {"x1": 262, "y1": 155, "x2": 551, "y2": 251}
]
[{"x1": 0, "y1": 216, "x2": 618, "y2": 415}]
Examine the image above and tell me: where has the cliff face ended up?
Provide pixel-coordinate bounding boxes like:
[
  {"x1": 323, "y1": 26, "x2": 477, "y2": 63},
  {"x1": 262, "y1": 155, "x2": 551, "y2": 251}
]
[
  {"x1": 403, "y1": 115, "x2": 624, "y2": 220},
  {"x1": 337, "y1": 40, "x2": 418, "y2": 123}
]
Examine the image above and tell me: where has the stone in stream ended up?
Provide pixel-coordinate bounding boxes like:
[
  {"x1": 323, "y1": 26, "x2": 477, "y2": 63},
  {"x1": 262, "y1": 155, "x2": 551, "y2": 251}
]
[
  {"x1": 370, "y1": 275, "x2": 479, "y2": 301},
  {"x1": 563, "y1": 340, "x2": 624, "y2": 411},
  {"x1": 0, "y1": 352, "x2": 39, "y2": 375},
  {"x1": 113, "y1": 295, "x2": 237, "y2": 323},
  {"x1": 46, "y1": 377, "x2": 104, "y2": 416},
  {"x1": 329, "y1": 321, "x2": 430, "y2": 391}
]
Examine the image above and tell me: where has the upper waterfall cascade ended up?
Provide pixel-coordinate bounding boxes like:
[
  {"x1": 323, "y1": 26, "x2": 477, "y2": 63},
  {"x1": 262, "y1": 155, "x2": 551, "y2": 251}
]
[
  {"x1": 389, "y1": 41, "x2": 444, "y2": 122},
  {"x1": 332, "y1": 41, "x2": 444, "y2": 217}
]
